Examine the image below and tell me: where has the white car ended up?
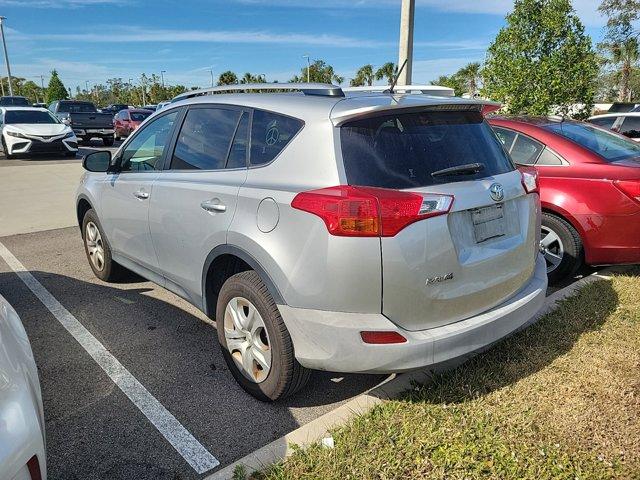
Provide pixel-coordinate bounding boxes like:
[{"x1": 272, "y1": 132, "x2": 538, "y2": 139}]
[
  {"x1": 1, "y1": 107, "x2": 78, "y2": 159},
  {"x1": 588, "y1": 111, "x2": 640, "y2": 141},
  {"x1": 0, "y1": 294, "x2": 46, "y2": 480}
]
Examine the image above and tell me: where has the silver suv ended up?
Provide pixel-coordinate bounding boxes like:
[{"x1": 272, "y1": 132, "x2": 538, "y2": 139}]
[{"x1": 76, "y1": 83, "x2": 548, "y2": 401}]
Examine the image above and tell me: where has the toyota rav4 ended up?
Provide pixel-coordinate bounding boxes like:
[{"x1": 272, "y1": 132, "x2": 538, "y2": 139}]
[{"x1": 76, "y1": 83, "x2": 547, "y2": 401}]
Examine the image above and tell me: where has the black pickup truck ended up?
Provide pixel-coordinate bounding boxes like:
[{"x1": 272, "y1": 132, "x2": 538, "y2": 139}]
[{"x1": 48, "y1": 100, "x2": 115, "y2": 146}]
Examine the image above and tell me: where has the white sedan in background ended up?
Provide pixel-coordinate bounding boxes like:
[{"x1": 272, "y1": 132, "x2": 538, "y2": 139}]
[
  {"x1": 0, "y1": 294, "x2": 46, "y2": 480},
  {"x1": 588, "y1": 111, "x2": 640, "y2": 141},
  {"x1": 1, "y1": 107, "x2": 78, "y2": 159}
]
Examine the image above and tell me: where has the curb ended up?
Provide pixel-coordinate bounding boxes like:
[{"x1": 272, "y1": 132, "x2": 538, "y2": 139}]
[{"x1": 205, "y1": 267, "x2": 618, "y2": 480}]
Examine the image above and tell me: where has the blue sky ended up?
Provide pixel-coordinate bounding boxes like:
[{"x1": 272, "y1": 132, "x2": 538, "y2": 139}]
[{"x1": 3, "y1": 0, "x2": 605, "y2": 92}]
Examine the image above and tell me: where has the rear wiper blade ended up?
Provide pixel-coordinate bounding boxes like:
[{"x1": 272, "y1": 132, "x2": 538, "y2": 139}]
[{"x1": 431, "y1": 162, "x2": 485, "y2": 178}]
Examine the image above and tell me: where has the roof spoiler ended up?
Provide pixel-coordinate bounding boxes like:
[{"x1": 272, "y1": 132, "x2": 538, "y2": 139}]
[
  {"x1": 172, "y1": 83, "x2": 344, "y2": 102},
  {"x1": 343, "y1": 85, "x2": 455, "y2": 97}
]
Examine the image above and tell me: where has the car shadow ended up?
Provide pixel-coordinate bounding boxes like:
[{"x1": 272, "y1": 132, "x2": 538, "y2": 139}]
[{"x1": 401, "y1": 273, "x2": 624, "y2": 406}]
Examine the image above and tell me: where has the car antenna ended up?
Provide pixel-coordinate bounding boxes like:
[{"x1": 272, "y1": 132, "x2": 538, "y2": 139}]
[{"x1": 385, "y1": 59, "x2": 408, "y2": 94}]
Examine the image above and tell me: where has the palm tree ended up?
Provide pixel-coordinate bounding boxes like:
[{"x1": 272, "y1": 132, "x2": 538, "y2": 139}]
[
  {"x1": 608, "y1": 37, "x2": 640, "y2": 101},
  {"x1": 457, "y1": 62, "x2": 482, "y2": 96},
  {"x1": 375, "y1": 62, "x2": 397, "y2": 85},
  {"x1": 350, "y1": 64, "x2": 375, "y2": 87}
]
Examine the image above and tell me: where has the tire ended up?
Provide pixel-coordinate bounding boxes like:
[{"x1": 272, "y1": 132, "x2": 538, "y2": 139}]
[
  {"x1": 216, "y1": 271, "x2": 310, "y2": 402},
  {"x1": 81, "y1": 209, "x2": 127, "y2": 282},
  {"x1": 541, "y1": 213, "x2": 584, "y2": 285},
  {"x1": 102, "y1": 136, "x2": 114, "y2": 147}
]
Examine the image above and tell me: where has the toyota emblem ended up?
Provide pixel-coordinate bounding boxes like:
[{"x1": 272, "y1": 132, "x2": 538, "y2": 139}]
[{"x1": 489, "y1": 183, "x2": 504, "y2": 202}]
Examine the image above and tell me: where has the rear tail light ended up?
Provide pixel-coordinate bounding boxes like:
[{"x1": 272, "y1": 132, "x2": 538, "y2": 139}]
[
  {"x1": 360, "y1": 331, "x2": 407, "y2": 344},
  {"x1": 291, "y1": 185, "x2": 454, "y2": 237},
  {"x1": 520, "y1": 169, "x2": 539, "y2": 194},
  {"x1": 27, "y1": 455, "x2": 42, "y2": 480},
  {"x1": 614, "y1": 179, "x2": 640, "y2": 203}
]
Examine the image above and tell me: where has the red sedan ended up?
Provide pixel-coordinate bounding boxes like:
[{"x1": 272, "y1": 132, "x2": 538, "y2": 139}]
[
  {"x1": 489, "y1": 117, "x2": 640, "y2": 283},
  {"x1": 113, "y1": 108, "x2": 153, "y2": 140}
]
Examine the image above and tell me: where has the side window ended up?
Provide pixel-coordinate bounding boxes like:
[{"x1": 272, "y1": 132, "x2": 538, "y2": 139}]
[
  {"x1": 589, "y1": 116, "x2": 617, "y2": 129},
  {"x1": 536, "y1": 148, "x2": 564, "y2": 166},
  {"x1": 509, "y1": 134, "x2": 544, "y2": 165},
  {"x1": 250, "y1": 109, "x2": 304, "y2": 166},
  {"x1": 493, "y1": 127, "x2": 517, "y2": 151},
  {"x1": 619, "y1": 116, "x2": 640, "y2": 139},
  {"x1": 48, "y1": 102, "x2": 56, "y2": 112},
  {"x1": 171, "y1": 107, "x2": 241, "y2": 170},
  {"x1": 226, "y1": 112, "x2": 250, "y2": 169},
  {"x1": 120, "y1": 110, "x2": 178, "y2": 173}
]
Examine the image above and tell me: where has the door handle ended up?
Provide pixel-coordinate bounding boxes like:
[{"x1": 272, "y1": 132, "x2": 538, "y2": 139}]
[
  {"x1": 201, "y1": 199, "x2": 226, "y2": 213},
  {"x1": 133, "y1": 190, "x2": 150, "y2": 200}
]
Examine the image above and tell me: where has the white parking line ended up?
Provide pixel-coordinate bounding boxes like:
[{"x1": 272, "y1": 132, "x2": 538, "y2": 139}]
[{"x1": 0, "y1": 241, "x2": 220, "y2": 474}]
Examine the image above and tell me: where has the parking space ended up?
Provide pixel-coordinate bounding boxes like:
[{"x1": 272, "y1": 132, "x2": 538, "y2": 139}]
[{"x1": 0, "y1": 226, "x2": 385, "y2": 479}]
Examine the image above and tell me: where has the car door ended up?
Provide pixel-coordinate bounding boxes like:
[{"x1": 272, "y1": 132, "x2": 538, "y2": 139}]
[
  {"x1": 149, "y1": 105, "x2": 249, "y2": 303},
  {"x1": 99, "y1": 108, "x2": 181, "y2": 276}
]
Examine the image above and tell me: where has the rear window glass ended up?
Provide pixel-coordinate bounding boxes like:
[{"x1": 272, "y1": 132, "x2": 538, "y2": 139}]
[
  {"x1": 57, "y1": 102, "x2": 96, "y2": 113},
  {"x1": 130, "y1": 112, "x2": 151, "y2": 122},
  {"x1": 589, "y1": 116, "x2": 617, "y2": 129},
  {"x1": 0, "y1": 97, "x2": 29, "y2": 106},
  {"x1": 250, "y1": 110, "x2": 303, "y2": 166},
  {"x1": 545, "y1": 122, "x2": 640, "y2": 162},
  {"x1": 340, "y1": 110, "x2": 514, "y2": 189}
]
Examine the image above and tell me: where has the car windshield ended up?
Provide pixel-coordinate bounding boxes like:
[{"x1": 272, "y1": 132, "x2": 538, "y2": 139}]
[
  {"x1": 340, "y1": 109, "x2": 514, "y2": 189},
  {"x1": 130, "y1": 112, "x2": 151, "y2": 122},
  {"x1": 57, "y1": 102, "x2": 97, "y2": 113},
  {"x1": 545, "y1": 121, "x2": 640, "y2": 162},
  {"x1": 5, "y1": 110, "x2": 59, "y2": 124}
]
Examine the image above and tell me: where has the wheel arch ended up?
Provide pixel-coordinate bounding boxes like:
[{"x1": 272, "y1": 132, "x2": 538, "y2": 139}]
[
  {"x1": 540, "y1": 202, "x2": 590, "y2": 258},
  {"x1": 76, "y1": 195, "x2": 93, "y2": 229},
  {"x1": 202, "y1": 245, "x2": 285, "y2": 319}
]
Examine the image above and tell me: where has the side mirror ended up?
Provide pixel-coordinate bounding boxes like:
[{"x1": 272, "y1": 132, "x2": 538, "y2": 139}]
[{"x1": 83, "y1": 151, "x2": 112, "y2": 172}]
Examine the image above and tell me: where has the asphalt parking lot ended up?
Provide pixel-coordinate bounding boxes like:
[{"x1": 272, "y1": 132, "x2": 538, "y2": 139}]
[
  {"x1": 0, "y1": 144, "x2": 386, "y2": 479},
  {"x1": 0, "y1": 144, "x2": 584, "y2": 479}
]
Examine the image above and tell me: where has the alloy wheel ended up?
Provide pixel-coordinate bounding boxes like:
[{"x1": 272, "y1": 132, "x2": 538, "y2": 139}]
[
  {"x1": 85, "y1": 221, "x2": 105, "y2": 271},
  {"x1": 223, "y1": 296, "x2": 272, "y2": 383},
  {"x1": 540, "y1": 225, "x2": 564, "y2": 273}
]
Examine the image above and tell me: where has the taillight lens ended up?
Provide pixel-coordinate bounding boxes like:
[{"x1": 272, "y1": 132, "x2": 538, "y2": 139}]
[
  {"x1": 520, "y1": 169, "x2": 539, "y2": 194},
  {"x1": 360, "y1": 331, "x2": 407, "y2": 344},
  {"x1": 614, "y1": 179, "x2": 640, "y2": 203},
  {"x1": 291, "y1": 185, "x2": 454, "y2": 237},
  {"x1": 27, "y1": 455, "x2": 42, "y2": 480}
]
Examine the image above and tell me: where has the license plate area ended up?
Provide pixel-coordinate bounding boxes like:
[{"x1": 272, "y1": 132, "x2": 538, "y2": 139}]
[{"x1": 472, "y1": 204, "x2": 505, "y2": 243}]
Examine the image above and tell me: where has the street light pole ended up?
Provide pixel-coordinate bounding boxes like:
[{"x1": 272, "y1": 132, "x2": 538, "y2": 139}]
[
  {"x1": 209, "y1": 68, "x2": 214, "y2": 88},
  {"x1": 303, "y1": 55, "x2": 310, "y2": 83},
  {"x1": 0, "y1": 17, "x2": 14, "y2": 96},
  {"x1": 397, "y1": 0, "x2": 415, "y2": 86},
  {"x1": 161, "y1": 70, "x2": 166, "y2": 87}
]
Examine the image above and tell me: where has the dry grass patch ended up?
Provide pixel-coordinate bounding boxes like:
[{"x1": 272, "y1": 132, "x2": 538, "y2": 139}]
[{"x1": 253, "y1": 269, "x2": 640, "y2": 480}]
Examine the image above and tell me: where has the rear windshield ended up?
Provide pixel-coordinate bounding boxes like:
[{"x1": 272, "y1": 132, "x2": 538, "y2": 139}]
[
  {"x1": 5, "y1": 110, "x2": 59, "y2": 124},
  {"x1": 340, "y1": 110, "x2": 514, "y2": 189},
  {"x1": 58, "y1": 102, "x2": 97, "y2": 113},
  {"x1": 545, "y1": 122, "x2": 640, "y2": 162},
  {"x1": 130, "y1": 111, "x2": 151, "y2": 122},
  {"x1": 0, "y1": 97, "x2": 30, "y2": 106}
]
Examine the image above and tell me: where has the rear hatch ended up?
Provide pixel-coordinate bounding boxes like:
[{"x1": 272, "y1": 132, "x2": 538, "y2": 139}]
[{"x1": 339, "y1": 107, "x2": 539, "y2": 331}]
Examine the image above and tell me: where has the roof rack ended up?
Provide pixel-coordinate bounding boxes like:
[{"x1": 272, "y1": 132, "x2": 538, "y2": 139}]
[
  {"x1": 343, "y1": 85, "x2": 455, "y2": 97},
  {"x1": 172, "y1": 82, "x2": 344, "y2": 102}
]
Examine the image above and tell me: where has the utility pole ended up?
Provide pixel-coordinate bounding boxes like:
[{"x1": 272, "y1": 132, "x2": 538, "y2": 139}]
[
  {"x1": 303, "y1": 54, "x2": 310, "y2": 83},
  {"x1": 397, "y1": 0, "x2": 415, "y2": 86},
  {"x1": 0, "y1": 17, "x2": 14, "y2": 95},
  {"x1": 161, "y1": 70, "x2": 166, "y2": 87},
  {"x1": 209, "y1": 68, "x2": 214, "y2": 88},
  {"x1": 85, "y1": 80, "x2": 89, "y2": 93}
]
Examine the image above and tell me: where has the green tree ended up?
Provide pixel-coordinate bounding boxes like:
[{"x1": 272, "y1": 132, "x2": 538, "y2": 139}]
[
  {"x1": 217, "y1": 71, "x2": 238, "y2": 86},
  {"x1": 240, "y1": 72, "x2": 266, "y2": 84},
  {"x1": 457, "y1": 62, "x2": 482, "y2": 96},
  {"x1": 46, "y1": 70, "x2": 69, "y2": 102},
  {"x1": 601, "y1": 37, "x2": 639, "y2": 101},
  {"x1": 430, "y1": 74, "x2": 465, "y2": 96},
  {"x1": 350, "y1": 64, "x2": 374, "y2": 87},
  {"x1": 375, "y1": 62, "x2": 397, "y2": 85},
  {"x1": 599, "y1": 0, "x2": 640, "y2": 41},
  {"x1": 290, "y1": 60, "x2": 344, "y2": 84},
  {"x1": 21, "y1": 80, "x2": 44, "y2": 104},
  {"x1": 482, "y1": 0, "x2": 598, "y2": 117}
]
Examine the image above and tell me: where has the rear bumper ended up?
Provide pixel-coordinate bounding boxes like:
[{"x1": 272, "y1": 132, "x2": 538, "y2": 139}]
[{"x1": 279, "y1": 255, "x2": 548, "y2": 373}]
